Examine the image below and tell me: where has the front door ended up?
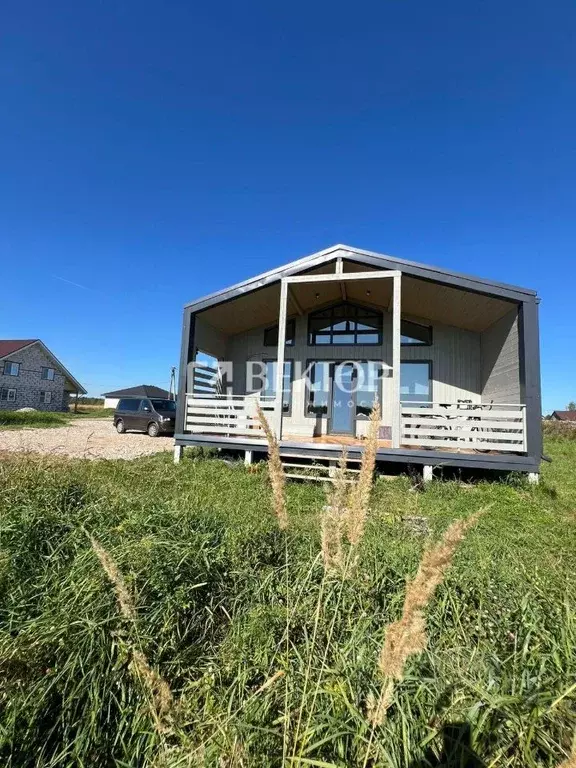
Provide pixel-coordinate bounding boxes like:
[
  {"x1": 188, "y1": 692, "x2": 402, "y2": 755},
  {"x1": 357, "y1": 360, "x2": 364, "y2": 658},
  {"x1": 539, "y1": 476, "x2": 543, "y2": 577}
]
[{"x1": 329, "y1": 363, "x2": 356, "y2": 435}]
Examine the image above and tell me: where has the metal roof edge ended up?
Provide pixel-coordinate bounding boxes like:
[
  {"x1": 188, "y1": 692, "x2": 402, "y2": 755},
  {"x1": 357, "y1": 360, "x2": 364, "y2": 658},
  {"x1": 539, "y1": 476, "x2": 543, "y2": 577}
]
[{"x1": 183, "y1": 243, "x2": 538, "y2": 314}]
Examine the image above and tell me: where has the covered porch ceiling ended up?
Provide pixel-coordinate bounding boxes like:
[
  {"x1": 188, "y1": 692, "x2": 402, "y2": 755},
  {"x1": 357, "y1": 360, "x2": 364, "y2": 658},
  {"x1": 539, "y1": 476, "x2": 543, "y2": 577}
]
[{"x1": 197, "y1": 259, "x2": 518, "y2": 336}]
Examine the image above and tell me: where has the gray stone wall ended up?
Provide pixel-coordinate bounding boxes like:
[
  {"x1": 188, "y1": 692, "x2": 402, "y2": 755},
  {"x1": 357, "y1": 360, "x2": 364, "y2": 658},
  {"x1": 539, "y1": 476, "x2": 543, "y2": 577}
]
[{"x1": 0, "y1": 343, "x2": 73, "y2": 412}]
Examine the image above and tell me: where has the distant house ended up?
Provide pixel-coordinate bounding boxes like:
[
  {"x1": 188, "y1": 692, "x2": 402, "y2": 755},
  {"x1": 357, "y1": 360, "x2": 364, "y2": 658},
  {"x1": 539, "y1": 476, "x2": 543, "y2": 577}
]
[
  {"x1": 0, "y1": 339, "x2": 86, "y2": 412},
  {"x1": 550, "y1": 411, "x2": 576, "y2": 423},
  {"x1": 102, "y1": 385, "x2": 171, "y2": 409}
]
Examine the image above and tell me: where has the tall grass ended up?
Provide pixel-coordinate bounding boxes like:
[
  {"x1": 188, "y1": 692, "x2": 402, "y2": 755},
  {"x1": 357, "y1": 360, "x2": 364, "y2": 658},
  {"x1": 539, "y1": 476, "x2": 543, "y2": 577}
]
[
  {"x1": 0, "y1": 432, "x2": 575, "y2": 765},
  {"x1": 0, "y1": 410, "x2": 69, "y2": 428}
]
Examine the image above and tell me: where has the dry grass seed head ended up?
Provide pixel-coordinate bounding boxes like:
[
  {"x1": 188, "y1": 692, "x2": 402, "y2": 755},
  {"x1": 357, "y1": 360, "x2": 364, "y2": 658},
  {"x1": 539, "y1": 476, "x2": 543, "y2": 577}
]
[
  {"x1": 321, "y1": 451, "x2": 349, "y2": 571},
  {"x1": 558, "y1": 752, "x2": 576, "y2": 768},
  {"x1": 89, "y1": 534, "x2": 135, "y2": 621},
  {"x1": 88, "y1": 533, "x2": 174, "y2": 733},
  {"x1": 368, "y1": 508, "x2": 488, "y2": 725},
  {"x1": 378, "y1": 508, "x2": 487, "y2": 681},
  {"x1": 346, "y1": 402, "x2": 380, "y2": 547},
  {"x1": 256, "y1": 404, "x2": 288, "y2": 530}
]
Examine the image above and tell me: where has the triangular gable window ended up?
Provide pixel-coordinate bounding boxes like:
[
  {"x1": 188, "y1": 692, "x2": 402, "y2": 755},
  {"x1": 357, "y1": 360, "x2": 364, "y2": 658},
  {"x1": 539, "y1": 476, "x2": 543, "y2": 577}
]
[{"x1": 308, "y1": 303, "x2": 382, "y2": 346}]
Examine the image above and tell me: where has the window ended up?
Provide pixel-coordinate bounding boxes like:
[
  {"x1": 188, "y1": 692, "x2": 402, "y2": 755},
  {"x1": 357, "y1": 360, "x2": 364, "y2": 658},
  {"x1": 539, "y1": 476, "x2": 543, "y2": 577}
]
[
  {"x1": 306, "y1": 361, "x2": 331, "y2": 416},
  {"x1": 308, "y1": 303, "x2": 382, "y2": 346},
  {"x1": 1, "y1": 388, "x2": 16, "y2": 402},
  {"x1": 3, "y1": 361, "x2": 20, "y2": 376},
  {"x1": 263, "y1": 319, "x2": 296, "y2": 347},
  {"x1": 355, "y1": 362, "x2": 381, "y2": 418},
  {"x1": 400, "y1": 361, "x2": 432, "y2": 405},
  {"x1": 118, "y1": 398, "x2": 141, "y2": 411},
  {"x1": 40, "y1": 391, "x2": 52, "y2": 404},
  {"x1": 150, "y1": 399, "x2": 177, "y2": 411},
  {"x1": 41, "y1": 367, "x2": 56, "y2": 380},
  {"x1": 401, "y1": 320, "x2": 432, "y2": 346},
  {"x1": 260, "y1": 360, "x2": 292, "y2": 413}
]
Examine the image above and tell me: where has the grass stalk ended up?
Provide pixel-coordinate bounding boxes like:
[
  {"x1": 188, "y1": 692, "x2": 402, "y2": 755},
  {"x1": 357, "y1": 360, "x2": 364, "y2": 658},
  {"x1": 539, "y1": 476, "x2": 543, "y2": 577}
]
[
  {"x1": 321, "y1": 450, "x2": 349, "y2": 572},
  {"x1": 88, "y1": 532, "x2": 174, "y2": 734},
  {"x1": 369, "y1": 507, "x2": 489, "y2": 727},
  {"x1": 256, "y1": 404, "x2": 288, "y2": 530},
  {"x1": 346, "y1": 402, "x2": 381, "y2": 547}
]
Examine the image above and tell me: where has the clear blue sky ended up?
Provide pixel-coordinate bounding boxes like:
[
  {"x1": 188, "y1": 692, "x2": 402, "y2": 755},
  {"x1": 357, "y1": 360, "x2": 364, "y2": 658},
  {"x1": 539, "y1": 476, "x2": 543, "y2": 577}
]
[{"x1": 1, "y1": 1, "x2": 574, "y2": 412}]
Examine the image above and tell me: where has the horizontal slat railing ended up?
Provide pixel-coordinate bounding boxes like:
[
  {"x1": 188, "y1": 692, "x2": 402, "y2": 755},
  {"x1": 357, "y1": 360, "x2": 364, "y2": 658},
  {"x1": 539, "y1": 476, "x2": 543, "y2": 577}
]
[
  {"x1": 185, "y1": 394, "x2": 275, "y2": 437},
  {"x1": 400, "y1": 402, "x2": 527, "y2": 453}
]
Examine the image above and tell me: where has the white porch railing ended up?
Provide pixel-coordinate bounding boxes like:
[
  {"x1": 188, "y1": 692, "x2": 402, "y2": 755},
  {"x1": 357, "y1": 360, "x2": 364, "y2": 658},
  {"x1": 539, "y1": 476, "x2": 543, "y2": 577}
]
[
  {"x1": 401, "y1": 402, "x2": 527, "y2": 453},
  {"x1": 185, "y1": 394, "x2": 276, "y2": 438}
]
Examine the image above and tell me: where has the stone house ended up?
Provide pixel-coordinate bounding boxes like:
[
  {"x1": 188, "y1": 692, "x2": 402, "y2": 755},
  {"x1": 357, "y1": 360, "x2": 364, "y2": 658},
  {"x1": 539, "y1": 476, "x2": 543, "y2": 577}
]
[{"x1": 0, "y1": 339, "x2": 86, "y2": 412}]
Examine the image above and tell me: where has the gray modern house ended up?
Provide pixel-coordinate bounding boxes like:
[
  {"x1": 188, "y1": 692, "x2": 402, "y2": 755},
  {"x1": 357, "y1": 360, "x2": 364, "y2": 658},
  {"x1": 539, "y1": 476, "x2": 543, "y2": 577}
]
[
  {"x1": 174, "y1": 245, "x2": 542, "y2": 482},
  {"x1": 0, "y1": 339, "x2": 86, "y2": 412}
]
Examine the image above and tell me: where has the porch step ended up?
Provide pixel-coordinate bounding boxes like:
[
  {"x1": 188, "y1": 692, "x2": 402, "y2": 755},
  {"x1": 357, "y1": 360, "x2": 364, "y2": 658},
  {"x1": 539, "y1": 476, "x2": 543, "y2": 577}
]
[
  {"x1": 280, "y1": 455, "x2": 361, "y2": 484},
  {"x1": 279, "y1": 451, "x2": 362, "y2": 463}
]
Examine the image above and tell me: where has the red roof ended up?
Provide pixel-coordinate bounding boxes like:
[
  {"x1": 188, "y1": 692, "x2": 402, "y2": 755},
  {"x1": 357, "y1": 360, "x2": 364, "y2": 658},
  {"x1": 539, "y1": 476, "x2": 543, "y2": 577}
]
[
  {"x1": 552, "y1": 411, "x2": 576, "y2": 422},
  {"x1": 0, "y1": 339, "x2": 38, "y2": 359}
]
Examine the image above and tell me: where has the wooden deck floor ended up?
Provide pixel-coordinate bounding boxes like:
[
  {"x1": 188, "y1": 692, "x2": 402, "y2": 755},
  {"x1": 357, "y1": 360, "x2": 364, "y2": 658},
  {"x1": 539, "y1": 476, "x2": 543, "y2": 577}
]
[{"x1": 284, "y1": 434, "x2": 392, "y2": 448}]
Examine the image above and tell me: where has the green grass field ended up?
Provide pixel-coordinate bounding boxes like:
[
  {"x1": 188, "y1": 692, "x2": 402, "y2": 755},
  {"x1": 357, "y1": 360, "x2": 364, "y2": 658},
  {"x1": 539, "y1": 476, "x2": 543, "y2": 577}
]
[
  {"x1": 0, "y1": 437, "x2": 575, "y2": 766},
  {"x1": 0, "y1": 407, "x2": 114, "y2": 429}
]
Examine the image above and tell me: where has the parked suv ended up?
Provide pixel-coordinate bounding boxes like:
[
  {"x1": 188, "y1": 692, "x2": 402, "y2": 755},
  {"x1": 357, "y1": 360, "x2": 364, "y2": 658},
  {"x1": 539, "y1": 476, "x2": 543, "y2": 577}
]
[{"x1": 114, "y1": 397, "x2": 176, "y2": 437}]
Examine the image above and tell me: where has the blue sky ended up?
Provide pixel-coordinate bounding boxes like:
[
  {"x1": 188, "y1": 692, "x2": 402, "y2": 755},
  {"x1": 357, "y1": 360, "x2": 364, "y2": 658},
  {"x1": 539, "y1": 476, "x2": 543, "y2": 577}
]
[{"x1": 0, "y1": 0, "x2": 574, "y2": 412}]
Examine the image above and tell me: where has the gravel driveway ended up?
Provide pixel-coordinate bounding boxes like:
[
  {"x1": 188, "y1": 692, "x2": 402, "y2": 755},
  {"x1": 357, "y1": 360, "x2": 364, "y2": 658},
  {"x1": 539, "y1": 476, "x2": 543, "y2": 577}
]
[{"x1": 0, "y1": 419, "x2": 174, "y2": 460}]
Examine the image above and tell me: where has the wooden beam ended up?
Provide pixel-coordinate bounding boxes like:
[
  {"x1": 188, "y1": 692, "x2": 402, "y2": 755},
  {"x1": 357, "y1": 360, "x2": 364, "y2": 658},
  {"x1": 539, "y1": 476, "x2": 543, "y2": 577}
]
[
  {"x1": 274, "y1": 279, "x2": 289, "y2": 437},
  {"x1": 335, "y1": 257, "x2": 347, "y2": 298},
  {"x1": 285, "y1": 270, "x2": 401, "y2": 285},
  {"x1": 391, "y1": 273, "x2": 401, "y2": 449}
]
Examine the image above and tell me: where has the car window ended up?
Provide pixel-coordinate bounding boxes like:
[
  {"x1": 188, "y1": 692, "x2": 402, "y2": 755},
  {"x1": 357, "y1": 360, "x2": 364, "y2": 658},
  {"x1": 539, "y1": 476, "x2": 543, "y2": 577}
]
[
  {"x1": 140, "y1": 400, "x2": 152, "y2": 411},
  {"x1": 150, "y1": 399, "x2": 176, "y2": 411},
  {"x1": 118, "y1": 398, "x2": 140, "y2": 411}
]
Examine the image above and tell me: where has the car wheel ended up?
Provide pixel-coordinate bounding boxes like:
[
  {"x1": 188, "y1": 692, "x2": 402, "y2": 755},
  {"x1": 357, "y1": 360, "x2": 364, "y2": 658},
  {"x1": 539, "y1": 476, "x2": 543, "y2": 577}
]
[
  {"x1": 147, "y1": 422, "x2": 159, "y2": 437},
  {"x1": 116, "y1": 419, "x2": 126, "y2": 434}
]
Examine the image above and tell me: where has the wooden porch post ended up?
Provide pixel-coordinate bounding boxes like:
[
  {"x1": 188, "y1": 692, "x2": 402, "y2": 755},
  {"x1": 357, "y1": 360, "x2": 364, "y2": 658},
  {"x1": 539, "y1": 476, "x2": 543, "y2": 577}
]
[
  {"x1": 391, "y1": 272, "x2": 402, "y2": 449},
  {"x1": 274, "y1": 278, "x2": 289, "y2": 438}
]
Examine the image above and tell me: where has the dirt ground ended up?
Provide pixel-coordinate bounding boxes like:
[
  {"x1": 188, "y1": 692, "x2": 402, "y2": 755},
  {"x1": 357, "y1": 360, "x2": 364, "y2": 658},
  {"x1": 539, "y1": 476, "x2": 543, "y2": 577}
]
[{"x1": 0, "y1": 419, "x2": 174, "y2": 460}]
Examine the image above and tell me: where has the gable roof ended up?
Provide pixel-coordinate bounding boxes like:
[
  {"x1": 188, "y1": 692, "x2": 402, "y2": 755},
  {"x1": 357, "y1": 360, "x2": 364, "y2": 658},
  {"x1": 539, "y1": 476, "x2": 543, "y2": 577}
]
[
  {"x1": 102, "y1": 385, "x2": 171, "y2": 399},
  {"x1": 0, "y1": 339, "x2": 38, "y2": 358},
  {"x1": 551, "y1": 411, "x2": 576, "y2": 422},
  {"x1": 0, "y1": 339, "x2": 86, "y2": 394},
  {"x1": 184, "y1": 243, "x2": 538, "y2": 314}
]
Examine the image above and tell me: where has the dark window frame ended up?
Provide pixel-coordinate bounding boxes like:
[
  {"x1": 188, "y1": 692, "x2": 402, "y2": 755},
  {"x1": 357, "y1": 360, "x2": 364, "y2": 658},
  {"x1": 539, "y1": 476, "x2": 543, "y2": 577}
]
[
  {"x1": 257, "y1": 358, "x2": 294, "y2": 416},
  {"x1": 400, "y1": 359, "x2": 433, "y2": 406},
  {"x1": 308, "y1": 302, "x2": 383, "y2": 347},
  {"x1": 263, "y1": 318, "x2": 296, "y2": 347},
  {"x1": 305, "y1": 360, "x2": 333, "y2": 419},
  {"x1": 401, "y1": 319, "x2": 433, "y2": 347},
  {"x1": 3, "y1": 360, "x2": 20, "y2": 377},
  {"x1": 304, "y1": 359, "x2": 384, "y2": 420},
  {"x1": 1, "y1": 387, "x2": 17, "y2": 402},
  {"x1": 39, "y1": 390, "x2": 53, "y2": 405},
  {"x1": 41, "y1": 366, "x2": 56, "y2": 380}
]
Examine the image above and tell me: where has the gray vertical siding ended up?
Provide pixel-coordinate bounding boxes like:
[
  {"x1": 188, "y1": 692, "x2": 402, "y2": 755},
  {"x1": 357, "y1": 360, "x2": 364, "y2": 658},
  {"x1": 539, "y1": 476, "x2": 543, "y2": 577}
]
[
  {"x1": 224, "y1": 309, "x2": 481, "y2": 435},
  {"x1": 480, "y1": 308, "x2": 521, "y2": 404}
]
